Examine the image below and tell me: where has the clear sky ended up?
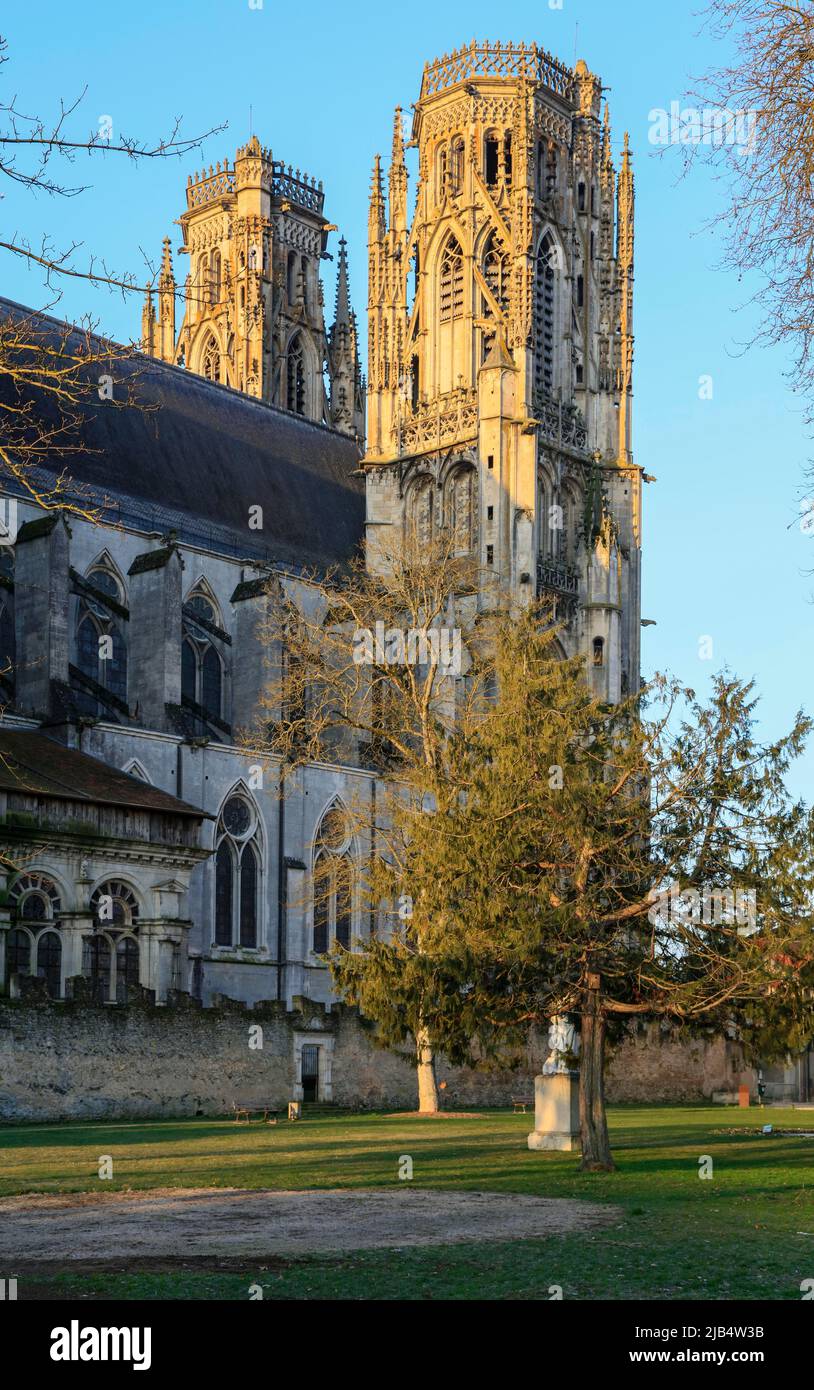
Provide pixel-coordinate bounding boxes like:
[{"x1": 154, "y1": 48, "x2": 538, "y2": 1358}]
[{"x1": 2, "y1": 0, "x2": 812, "y2": 798}]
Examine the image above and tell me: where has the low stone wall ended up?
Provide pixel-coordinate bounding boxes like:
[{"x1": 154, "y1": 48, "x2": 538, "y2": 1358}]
[
  {"x1": 605, "y1": 1023, "x2": 750, "y2": 1102},
  {"x1": 0, "y1": 998, "x2": 748, "y2": 1122}
]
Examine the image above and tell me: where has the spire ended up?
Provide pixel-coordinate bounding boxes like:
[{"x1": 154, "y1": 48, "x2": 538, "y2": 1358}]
[
  {"x1": 389, "y1": 107, "x2": 408, "y2": 234},
  {"x1": 159, "y1": 235, "x2": 175, "y2": 292},
  {"x1": 616, "y1": 133, "x2": 634, "y2": 461},
  {"x1": 141, "y1": 288, "x2": 156, "y2": 353},
  {"x1": 617, "y1": 132, "x2": 634, "y2": 270},
  {"x1": 369, "y1": 154, "x2": 385, "y2": 241},
  {"x1": 328, "y1": 237, "x2": 365, "y2": 442},
  {"x1": 334, "y1": 236, "x2": 351, "y2": 330}
]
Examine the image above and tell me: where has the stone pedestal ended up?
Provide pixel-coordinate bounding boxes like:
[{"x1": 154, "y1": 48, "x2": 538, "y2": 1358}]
[{"x1": 527, "y1": 1071, "x2": 581, "y2": 1152}]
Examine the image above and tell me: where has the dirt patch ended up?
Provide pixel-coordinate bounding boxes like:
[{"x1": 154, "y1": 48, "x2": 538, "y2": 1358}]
[{"x1": 0, "y1": 1187, "x2": 619, "y2": 1263}]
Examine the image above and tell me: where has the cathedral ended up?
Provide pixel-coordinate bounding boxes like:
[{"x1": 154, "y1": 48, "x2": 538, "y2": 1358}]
[{"x1": 0, "y1": 41, "x2": 651, "y2": 1106}]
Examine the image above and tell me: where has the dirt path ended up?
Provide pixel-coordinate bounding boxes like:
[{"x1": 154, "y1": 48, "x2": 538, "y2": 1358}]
[{"x1": 0, "y1": 1187, "x2": 619, "y2": 1263}]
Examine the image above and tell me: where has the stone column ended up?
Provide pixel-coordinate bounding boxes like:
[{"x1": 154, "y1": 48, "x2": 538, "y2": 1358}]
[
  {"x1": 14, "y1": 513, "x2": 71, "y2": 718},
  {"x1": 127, "y1": 543, "x2": 183, "y2": 728},
  {"x1": 57, "y1": 912, "x2": 95, "y2": 996}
]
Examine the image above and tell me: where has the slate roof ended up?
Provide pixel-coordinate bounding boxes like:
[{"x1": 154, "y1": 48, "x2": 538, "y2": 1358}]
[
  {"x1": 0, "y1": 728, "x2": 209, "y2": 818},
  {"x1": 0, "y1": 297, "x2": 365, "y2": 570}
]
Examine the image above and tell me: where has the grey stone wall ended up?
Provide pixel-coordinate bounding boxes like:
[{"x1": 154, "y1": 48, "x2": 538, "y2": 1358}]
[{"x1": 0, "y1": 998, "x2": 747, "y2": 1122}]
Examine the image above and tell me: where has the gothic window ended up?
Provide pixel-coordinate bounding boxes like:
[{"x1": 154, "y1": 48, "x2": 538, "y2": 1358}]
[
  {"x1": 197, "y1": 255, "x2": 209, "y2": 306},
  {"x1": 410, "y1": 353, "x2": 420, "y2": 410},
  {"x1": 312, "y1": 804, "x2": 353, "y2": 954},
  {"x1": 287, "y1": 334, "x2": 306, "y2": 414},
  {"x1": 483, "y1": 233, "x2": 510, "y2": 317},
  {"x1": 86, "y1": 880, "x2": 140, "y2": 1004},
  {"x1": 593, "y1": 636, "x2": 605, "y2": 667},
  {"x1": 534, "y1": 233, "x2": 559, "y2": 399},
  {"x1": 449, "y1": 470, "x2": 474, "y2": 555},
  {"x1": 0, "y1": 550, "x2": 15, "y2": 693},
  {"x1": 73, "y1": 562, "x2": 127, "y2": 718},
  {"x1": 210, "y1": 250, "x2": 221, "y2": 303},
  {"x1": 202, "y1": 335, "x2": 221, "y2": 383},
  {"x1": 213, "y1": 793, "x2": 262, "y2": 949},
  {"x1": 182, "y1": 586, "x2": 224, "y2": 722},
  {"x1": 439, "y1": 236, "x2": 464, "y2": 324},
  {"x1": 578, "y1": 181, "x2": 586, "y2": 213},
  {"x1": 412, "y1": 479, "x2": 434, "y2": 546},
  {"x1": 543, "y1": 143, "x2": 557, "y2": 197},
  {"x1": 484, "y1": 132, "x2": 499, "y2": 186},
  {"x1": 450, "y1": 136, "x2": 465, "y2": 194},
  {"x1": 503, "y1": 132, "x2": 513, "y2": 185},
  {"x1": 436, "y1": 143, "x2": 448, "y2": 200}
]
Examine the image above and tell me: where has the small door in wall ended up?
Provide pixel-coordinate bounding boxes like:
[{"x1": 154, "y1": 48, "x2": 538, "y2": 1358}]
[{"x1": 301, "y1": 1043, "x2": 320, "y2": 1102}]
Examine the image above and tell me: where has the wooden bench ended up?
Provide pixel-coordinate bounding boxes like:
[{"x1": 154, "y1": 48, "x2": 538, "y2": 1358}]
[
  {"x1": 511, "y1": 1097, "x2": 533, "y2": 1114},
  {"x1": 231, "y1": 1104, "x2": 279, "y2": 1125}
]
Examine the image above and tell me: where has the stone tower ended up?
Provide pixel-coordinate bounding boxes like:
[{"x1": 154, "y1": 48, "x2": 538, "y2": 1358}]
[
  {"x1": 141, "y1": 136, "x2": 364, "y2": 438},
  {"x1": 364, "y1": 41, "x2": 641, "y2": 699}
]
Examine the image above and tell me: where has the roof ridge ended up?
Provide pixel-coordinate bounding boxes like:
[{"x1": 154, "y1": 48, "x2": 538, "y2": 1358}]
[{"x1": 0, "y1": 295, "x2": 364, "y2": 450}]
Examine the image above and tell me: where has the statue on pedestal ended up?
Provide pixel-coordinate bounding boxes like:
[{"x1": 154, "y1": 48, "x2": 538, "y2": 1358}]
[{"x1": 542, "y1": 1015, "x2": 580, "y2": 1075}]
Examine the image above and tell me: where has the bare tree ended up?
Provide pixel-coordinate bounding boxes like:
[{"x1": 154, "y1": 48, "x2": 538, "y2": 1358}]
[
  {"x1": 0, "y1": 32, "x2": 223, "y2": 517},
  {"x1": 687, "y1": 1, "x2": 814, "y2": 409}
]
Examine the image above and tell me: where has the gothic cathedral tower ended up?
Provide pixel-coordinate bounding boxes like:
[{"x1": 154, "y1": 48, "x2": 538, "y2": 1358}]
[
  {"x1": 364, "y1": 42, "x2": 641, "y2": 699},
  {"x1": 142, "y1": 136, "x2": 364, "y2": 440}
]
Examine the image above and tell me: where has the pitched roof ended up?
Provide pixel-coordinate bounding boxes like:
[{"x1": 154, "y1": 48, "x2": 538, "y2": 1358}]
[
  {"x1": 0, "y1": 297, "x2": 365, "y2": 570},
  {"x1": 0, "y1": 728, "x2": 209, "y2": 818}
]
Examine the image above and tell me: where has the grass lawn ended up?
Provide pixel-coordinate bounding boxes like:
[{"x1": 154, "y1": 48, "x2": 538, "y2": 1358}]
[{"x1": 2, "y1": 1104, "x2": 813, "y2": 1300}]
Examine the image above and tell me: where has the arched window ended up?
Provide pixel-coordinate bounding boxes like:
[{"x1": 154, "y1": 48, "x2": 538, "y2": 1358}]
[
  {"x1": 115, "y1": 937, "x2": 140, "y2": 1003},
  {"x1": 436, "y1": 143, "x2": 448, "y2": 200},
  {"x1": 86, "y1": 880, "x2": 140, "y2": 1004},
  {"x1": 286, "y1": 334, "x2": 306, "y2": 414},
  {"x1": 197, "y1": 255, "x2": 209, "y2": 307},
  {"x1": 535, "y1": 233, "x2": 559, "y2": 399},
  {"x1": 412, "y1": 479, "x2": 434, "y2": 547},
  {"x1": 593, "y1": 636, "x2": 605, "y2": 668},
  {"x1": 484, "y1": 132, "x2": 499, "y2": 186},
  {"x1": 0, "y1": 549, "x2": 15, "y2": 693},
  {"x1": 75, "y1": 560, "x2": 128, "y2": 715},
  {"x1": 213, "y1": 793, "x2": 262, "y2": 949},
  {"x1": 202, "y1": 335, "x2": 221, "y2": 383},
  {"x1": 210, "y1": 250, "x2": 221, "y2": 303},
  {"x1": 37, "y1": 932, "x2": 62, "y2": 998},
  {"x1": 450, "y1": 136, "x2": 465, "y2": 194},
  {"x1": 439, "y1": 236, "x2": 464, "y2": 324},
  {"x1": 182, "y1": 585, "x2": 225, "y2": 723},
  {"x1": 5, "y1": 927, "x2": 32, "y2": 987},
  {"x1": 312, "y1": 804, "x2": 353, "y2": 954},
  {"x1": 449, "y1": 470, "x2": 474, "y2": 555},
  {"x1": 10, "y1": 872, "x2": 62, "y2": 922},
  {"x1": 483, "y1": 232, "x2": 510, "y2": 316}
]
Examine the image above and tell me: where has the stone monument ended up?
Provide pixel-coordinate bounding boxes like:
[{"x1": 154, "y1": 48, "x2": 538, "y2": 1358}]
[{"x1": 527, "y1": 1017, "x2": 581, "y2": 1151}]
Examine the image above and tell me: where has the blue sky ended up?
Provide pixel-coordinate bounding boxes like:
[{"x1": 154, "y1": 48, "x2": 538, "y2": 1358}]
[{"x1": 2, "y1": 0, "x2": 812, "y2": 797}]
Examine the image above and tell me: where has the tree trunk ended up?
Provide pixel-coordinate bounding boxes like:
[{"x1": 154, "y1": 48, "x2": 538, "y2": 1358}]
[
  {"x1": 579, "y1": 978, "x2": 615, "y2": 1172},
  {"x1": 416, "y1": 1026, "x2": 440, "y2": 1113}
]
